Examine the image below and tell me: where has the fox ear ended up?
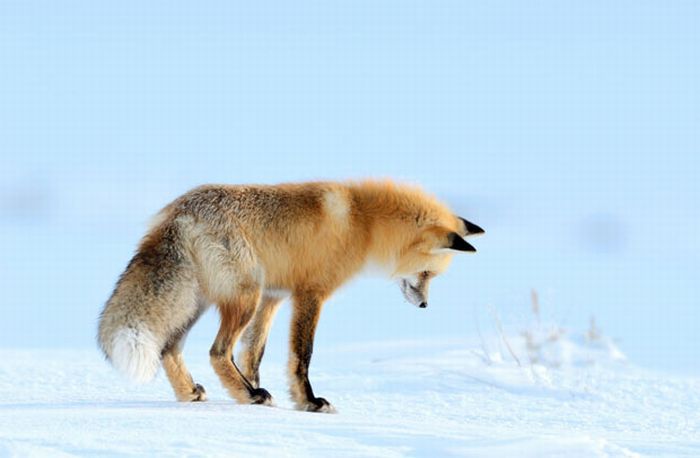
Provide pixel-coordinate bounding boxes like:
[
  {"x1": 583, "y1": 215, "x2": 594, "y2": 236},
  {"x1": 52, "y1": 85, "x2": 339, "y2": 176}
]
[
  {"x1": 458, "y1": 217, "x2": 485, "y2": 237},
  {"x1": 447, "y1": 232, "x2": 476, "y2": 252}
]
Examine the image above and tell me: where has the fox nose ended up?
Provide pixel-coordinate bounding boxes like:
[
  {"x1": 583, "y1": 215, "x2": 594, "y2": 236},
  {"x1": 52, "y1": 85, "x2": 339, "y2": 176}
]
[{"x1": 419, "y1": 302, "x2": 427, "y2": 308}]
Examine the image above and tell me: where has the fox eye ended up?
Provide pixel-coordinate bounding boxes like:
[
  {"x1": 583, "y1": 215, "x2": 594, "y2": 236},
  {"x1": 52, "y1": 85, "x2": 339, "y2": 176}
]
[{"x1": 420, "y1": 271, "x2": 433, "y2": 279}]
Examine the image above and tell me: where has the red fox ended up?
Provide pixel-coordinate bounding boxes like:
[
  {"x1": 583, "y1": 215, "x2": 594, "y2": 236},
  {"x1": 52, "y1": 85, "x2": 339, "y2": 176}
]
[{"x1": 98, "y1": 180, "x2": 483, "y2": 412}]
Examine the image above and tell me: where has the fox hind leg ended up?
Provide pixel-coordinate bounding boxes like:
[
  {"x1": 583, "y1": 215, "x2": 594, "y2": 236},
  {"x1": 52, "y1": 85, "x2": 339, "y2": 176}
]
[
  {"x1": 210, "y1": 287, "x2": 273, "y2": 405},
  {"x1": 239, "y1": 294, "x2": 284, "y2": 388},
  {"x1": 162, "y1": 305, "x2": 207, "y2": 402},
  {"x1": 163, "y1": 348, "x2": 207, "y2": 402}
]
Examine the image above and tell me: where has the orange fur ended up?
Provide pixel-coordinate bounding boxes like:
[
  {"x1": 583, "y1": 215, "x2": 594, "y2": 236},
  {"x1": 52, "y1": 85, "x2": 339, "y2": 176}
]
[{"x1": 97, "y1": 179, "x2": 481, "y2": 411}]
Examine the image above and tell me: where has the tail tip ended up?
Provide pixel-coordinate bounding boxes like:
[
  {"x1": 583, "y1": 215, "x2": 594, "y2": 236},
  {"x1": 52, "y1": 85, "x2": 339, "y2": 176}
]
[{"x1": 109, "y1": 327, "x2": 160, "y2": 383}]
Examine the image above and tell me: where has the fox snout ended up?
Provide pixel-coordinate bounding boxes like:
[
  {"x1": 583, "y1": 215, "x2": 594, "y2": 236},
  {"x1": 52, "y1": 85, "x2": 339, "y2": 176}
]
[{"x1": 400, "y1": 277, "x2": 429, "y2": 308}]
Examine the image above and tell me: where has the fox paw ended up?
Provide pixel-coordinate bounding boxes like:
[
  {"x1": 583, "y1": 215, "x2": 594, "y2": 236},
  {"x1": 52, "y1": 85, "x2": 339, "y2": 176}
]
[
  {"x1": 250, "y1": 387, "x2": 274, "y2": 406},
  {"x1": 177, "y1": 383, "x2": 207, "y2": 402},
  {"x1": 302, "y1": 397, "x2": 336, "y2": 413}
]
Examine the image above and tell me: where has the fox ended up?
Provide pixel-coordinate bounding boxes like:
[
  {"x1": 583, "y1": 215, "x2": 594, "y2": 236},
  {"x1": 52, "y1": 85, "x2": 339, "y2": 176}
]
[{"x1": 98, "y1": 179, "x2": 483, "y2": 412}]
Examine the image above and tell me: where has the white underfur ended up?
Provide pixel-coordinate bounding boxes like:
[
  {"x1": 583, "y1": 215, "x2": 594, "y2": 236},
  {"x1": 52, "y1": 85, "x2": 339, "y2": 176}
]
[
  {"x1": 110, "y1": 326, "x2": 161, "y2": 384},
  {"x1": 359, "y1": 258, "x2": 396, "y2": 279},
  {"x1": 264, "y1": 288, "x2": 291, "y2": 299},
  {"x1": 323, "y1": 189, "x2": 350, "y2": 222},
  {"x1": 185, "y1": 218, "x2": 263, "y2": 302}
]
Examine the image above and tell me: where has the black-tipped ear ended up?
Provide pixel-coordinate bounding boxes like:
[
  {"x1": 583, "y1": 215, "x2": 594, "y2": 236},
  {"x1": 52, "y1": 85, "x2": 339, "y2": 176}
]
[
  {"x1": 459, "y1": 217, "x2": 485, "y2": 236},
  {"x1": 447, "y1": 232, "x2": 476, "y2": 252}
]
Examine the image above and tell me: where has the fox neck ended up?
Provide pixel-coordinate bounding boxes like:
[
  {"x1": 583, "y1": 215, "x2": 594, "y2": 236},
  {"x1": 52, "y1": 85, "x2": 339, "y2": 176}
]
[
  {"x1": 363, "y1": 220, "x2": 412, "y2": 278},
  {"x1": 348, "y1": 181, "x2": 419, "y2": 279}
]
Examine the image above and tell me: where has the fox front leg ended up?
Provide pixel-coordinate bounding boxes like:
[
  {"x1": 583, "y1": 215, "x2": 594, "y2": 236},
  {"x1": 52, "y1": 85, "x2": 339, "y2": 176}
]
[
  {"x1": 288, "y1": 293, "x2": 335, "y2": 413},
  {"x1": 239, "y1": 295, "x2": 284, "y2": 388}
]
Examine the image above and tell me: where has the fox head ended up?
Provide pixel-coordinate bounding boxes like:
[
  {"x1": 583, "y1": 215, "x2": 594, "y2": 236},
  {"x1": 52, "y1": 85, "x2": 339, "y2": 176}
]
[{"x1": 393, "y1": 216, "x2": 484, "y2": 308}]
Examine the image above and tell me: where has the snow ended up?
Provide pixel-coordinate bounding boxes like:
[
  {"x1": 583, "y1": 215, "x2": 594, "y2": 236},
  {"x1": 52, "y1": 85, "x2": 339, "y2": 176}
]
[
  {"x1": 1, "y1": 334, "x2": 698, "y2": 457},
  {"x1": 1, "y1": 2, "x2": 699, "y2": 456}
]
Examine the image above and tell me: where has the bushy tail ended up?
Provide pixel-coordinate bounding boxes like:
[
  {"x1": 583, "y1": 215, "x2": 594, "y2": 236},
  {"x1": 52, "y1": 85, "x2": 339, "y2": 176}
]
[
  {"x1": 106, "y1": 325, "x2": 161, "y2": 383},
  {"x1": 98, "y1": 278, "x2": 164, "y2": 384},
  {"x1": 98, "y1": 219, "x2": 191, "y2": 384}
]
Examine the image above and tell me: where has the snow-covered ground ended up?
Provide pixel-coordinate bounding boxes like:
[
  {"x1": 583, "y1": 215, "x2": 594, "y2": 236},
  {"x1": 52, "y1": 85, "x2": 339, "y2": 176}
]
[
  {"x1": 1, "y1": 330, "x2": 698, "y2": 457},
  {"x1": 1, "y1": 2, "x2": 699, "y2": 456}
]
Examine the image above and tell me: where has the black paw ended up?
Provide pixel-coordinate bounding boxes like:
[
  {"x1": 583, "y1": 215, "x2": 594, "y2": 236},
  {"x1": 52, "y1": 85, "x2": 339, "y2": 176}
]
[
  {"x1": 192, "y1": 384, "x2": 207, "y2": 400},
  {"x1": 250, "y1": 387, "x2": 274, "y2": 406},
  {"x1": 306, "y1": 397, "x2": 336, "y2": 413}
]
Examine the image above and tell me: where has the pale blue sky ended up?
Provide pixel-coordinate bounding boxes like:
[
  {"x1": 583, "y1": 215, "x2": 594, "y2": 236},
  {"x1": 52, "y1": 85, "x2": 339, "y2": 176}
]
[{"x1": 1, "y1": 1, "x2": 698, "y2": 373}]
